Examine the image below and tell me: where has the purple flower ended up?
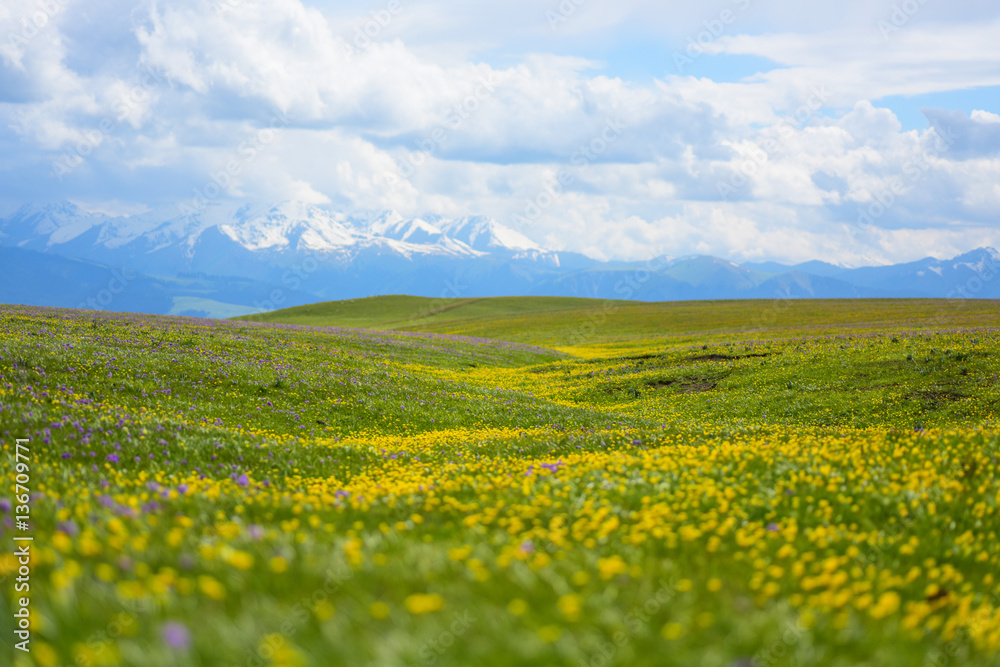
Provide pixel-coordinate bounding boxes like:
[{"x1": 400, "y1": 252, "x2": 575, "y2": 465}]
[
  {"x1": 236, "y1": 474, "x2": 249, "y2": 487},
  {"x1": 106, "y1": 454, "x2": 119, "y2": 464},
  {"x1": 57, "y1": 520, "x2": 80, "y2": 536},
  {"x1": 61, "y1": 453, "x2": 71, "y2": 459},
  {"x1": 766, "y1": 523, "x2": 780, "y2": 532},
  {"x1": 160, "y1": 621, "x2": 191, "y2": 651},
  {"x1": 0, "y1": 499, "x2": 10, "y2": 513},
  {"x1": 541, "y1": 460, "x2": 566, "y2": 474},
  {"x1": 177, "y1": 484, "x2": 189, "y2": 495}
]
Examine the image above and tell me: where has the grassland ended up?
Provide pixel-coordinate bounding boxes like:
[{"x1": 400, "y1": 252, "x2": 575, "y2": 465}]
[
  {"x1": 2, "y1": 298, "x2": 1000, "y2": 666},
  {"x1": 241, "y1": 295, "x2": 1000, "y2": 355}
]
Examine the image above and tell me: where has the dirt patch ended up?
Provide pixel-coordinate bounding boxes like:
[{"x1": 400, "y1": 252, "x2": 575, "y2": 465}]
[
  {"x1": 905, "y1": 389, "x2": 966, "y2": 408},
  {"x1": 648, "y1": 377, "x2": 718, "y2": 393},
  {"x1": 680, "y1": 381, "x2": 717, "y2": 393},
  {"x1": 686, "y1": 352, "x2": 772, "y2": 362},
  {"x1": 855, "y1": 383, "x2": 895, "y2": 391}
]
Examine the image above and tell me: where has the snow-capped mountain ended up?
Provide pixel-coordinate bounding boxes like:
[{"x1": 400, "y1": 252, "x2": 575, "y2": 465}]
[
  {"x1": 0, "y1": 201, "x2": 109, "y2": 248},
  {"x1": 0, "y1": 200, "x2": 556, "y2": 278},
  {"x1": 1, "y1": 200, "x2": 998, "y2": 318}
]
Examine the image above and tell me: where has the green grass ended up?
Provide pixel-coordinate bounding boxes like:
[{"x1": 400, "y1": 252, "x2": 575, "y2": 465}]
[
  {"x1": 235, "y1": 295, "x2": 632, "y2": 331},
  {"x1": 1, "y1": 300, "x2": 1000, "y2": 667},
  {"x1": 242, "y1": 295, "x2": 1000, "y2": 353}
]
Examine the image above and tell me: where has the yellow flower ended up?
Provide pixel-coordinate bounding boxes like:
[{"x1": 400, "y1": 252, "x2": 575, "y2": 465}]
[
  {"x1": 0, "y1": 553, "x2": 17, "y2": 576},
  {"x1": 448, "y1": 546, "x2": 472, "y2": 561},
  {"x1": 538, "y1": 625, "x2": 562, "y2": 643},
  {"x1": 661, "y1": 622, "x2": 684, "y2": 640},
  {"x1": 870, "y1": 591, "x2": 900, "y2": 619},
  {"x1": 313, "y1": 600, "x2": 336, "y2": 621},
  {"x1": 597, "y1": 555, "x2": 628, "y2": 580},
  {"x1": 116, "y1": 580, "x2": 145, "y2": 599},
  {"x1": 558, "y1": 594, "x2": 582, "y2": 620},
  {"x1": 52, "y1": 532, "x2": 72, "y2": 553},
  {"x1": 405, "y1": 593, "x2": 444, "y2": 615},
  {"x1": 370, "y1": 602, "x2": 390, "y2": 619},
  {"x1": 198, "y1": 575, "x2": 226, "y2": 601},
  {"x1": 272, "y1": 645, "x2": 307, "y2": 667},
  {"x1": 507, "y1": 598, "x2": 528, "y2": 616},
  {"x1": 229, "y1": 551, "x2": 254, "y2": 570},
  {"x1": 33, "y1": 641, "x2": 59, "y2": 666}
]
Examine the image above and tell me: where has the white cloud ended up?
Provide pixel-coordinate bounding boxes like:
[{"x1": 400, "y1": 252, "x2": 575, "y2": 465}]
[{"x1": 0, "y1": 0, "x2": 998, "y2": 266}]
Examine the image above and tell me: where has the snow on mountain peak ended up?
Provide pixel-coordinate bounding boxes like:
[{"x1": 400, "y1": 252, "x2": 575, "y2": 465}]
[
  {"x1": 439, "y1": 216, "x2": 540, "y2": 253},
  {"x1": 6, "y1": 201, "x2": 107, "y2": 245},
  {"x1": 215, "y1": 201, "x2": 358, "y2": 252},
  {"x1": 951, "y1": 247, "x2": 1000, "y2": 275},
  {"x1": 0, "y1": 200, "x2": 555, "y2": 262}
]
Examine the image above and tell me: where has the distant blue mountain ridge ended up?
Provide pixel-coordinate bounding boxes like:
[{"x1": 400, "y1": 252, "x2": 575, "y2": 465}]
[{"x1": 1, "y1": 200, "x2": 997, "y2": 318}]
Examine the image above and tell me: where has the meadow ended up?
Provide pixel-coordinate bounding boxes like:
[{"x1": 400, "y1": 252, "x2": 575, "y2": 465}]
[{"x1": 2, "y1": 296, "x2": 1000, "y2": 666}]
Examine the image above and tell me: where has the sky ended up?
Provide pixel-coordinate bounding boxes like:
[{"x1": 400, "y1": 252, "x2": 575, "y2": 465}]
[{"x1": 1, "y1": 0, "x2": 999, "y2": 266}]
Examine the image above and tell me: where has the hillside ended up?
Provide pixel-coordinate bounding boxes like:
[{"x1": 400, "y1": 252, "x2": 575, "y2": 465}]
[
  {"x1": 239, "y1": 295, "x2": 1000, "y2": 354},
  {"x1": 2, "y1": 303, "x2": 1000, "y2": 666}
]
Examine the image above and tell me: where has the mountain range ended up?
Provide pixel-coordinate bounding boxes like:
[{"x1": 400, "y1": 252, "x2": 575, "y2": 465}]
[{"x1": 1, "y1": 200, "x2": 998, "y2": 318}]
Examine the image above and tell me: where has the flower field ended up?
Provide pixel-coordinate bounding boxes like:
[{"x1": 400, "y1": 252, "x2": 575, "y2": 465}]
[{"x1": 2, "y1": 300, "x2": 1000, "y2": 666}]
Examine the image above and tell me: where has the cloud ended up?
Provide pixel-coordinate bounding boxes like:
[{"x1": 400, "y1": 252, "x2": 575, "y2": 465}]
[
  {"x1": 921, "y1": 107, "x2": 1000, "y2": 159},
  {"x1": 0, "y1": 0, "x2": 998, "y2": 266}
]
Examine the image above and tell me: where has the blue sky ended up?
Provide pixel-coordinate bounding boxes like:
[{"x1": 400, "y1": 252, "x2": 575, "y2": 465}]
[{"x1": 1, "y1": 0, "x2": 999, "y2": 265}]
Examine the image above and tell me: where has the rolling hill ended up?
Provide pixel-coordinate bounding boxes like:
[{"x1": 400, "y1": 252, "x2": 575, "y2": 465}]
[{"x1": 3, "y1": 201, "x2": 999, "y2": 318}]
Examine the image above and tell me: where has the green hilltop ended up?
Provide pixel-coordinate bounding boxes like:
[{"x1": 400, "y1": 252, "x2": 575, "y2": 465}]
[{"x1": 235, "y1": 295, "x2": 1000, "y2": 353}]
